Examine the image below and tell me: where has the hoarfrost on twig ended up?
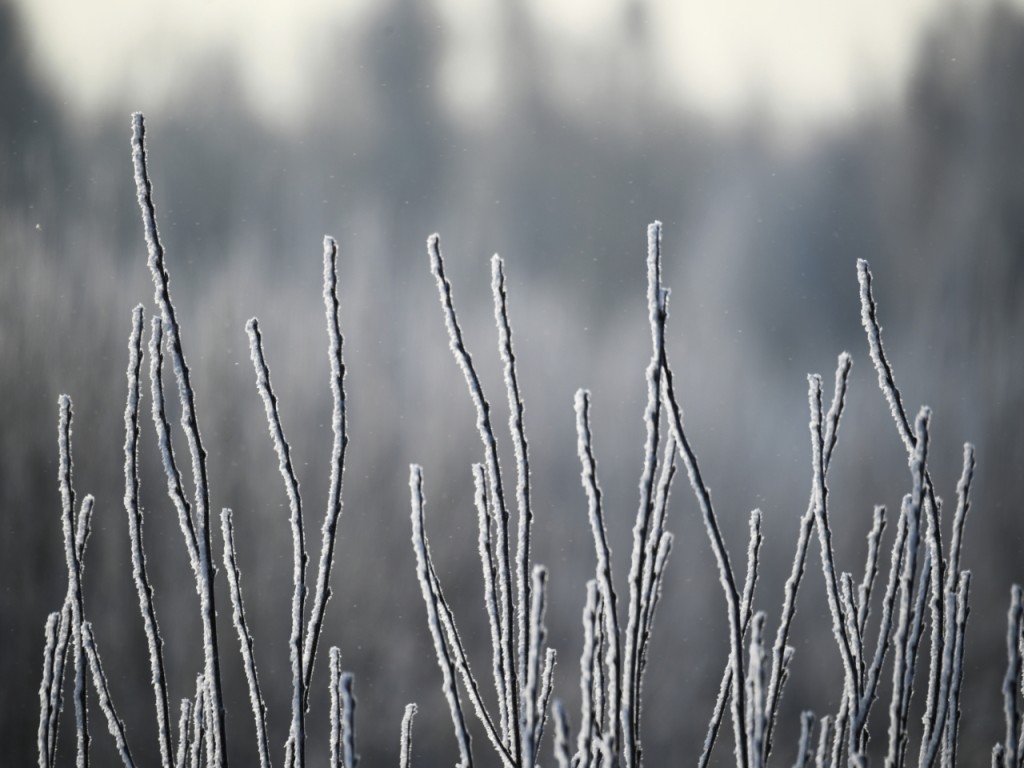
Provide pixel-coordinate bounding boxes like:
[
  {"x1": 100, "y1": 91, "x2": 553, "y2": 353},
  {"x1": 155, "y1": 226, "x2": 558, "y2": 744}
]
[
  {"x1": 58, "y1": 396, "x2": 90, "y2": 768},
  {"x1": 247, "y1": 316, "x2": 307, "y2": 767},
  {"x1": 409, "y1": 465, "x2": 474, "y2": 768},
  {"x1": 131, "y1": 112, "x2": 226, "y2": 765},
  {"x1": 220, "y1": 509, "x2": 272, "y2": 768},
  {"x1": 302, "y1": 236, "x2": 349, "y2": 705},
  {"x1": 428, "y1": 234, "x2": 520, "y2": 757},
  {"x1": 400, "y1": 704, "x2": 417, "y2": 768},
  {"x1": 123, "y1": 305, "x2": 173, "y2": 768},
  {"x1": 82, "y1": 623, "x2": 136, "y2": 768}
]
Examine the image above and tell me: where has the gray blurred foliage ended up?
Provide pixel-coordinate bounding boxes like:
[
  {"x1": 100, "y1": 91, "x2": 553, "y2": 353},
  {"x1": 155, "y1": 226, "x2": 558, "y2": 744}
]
[{"x1": 2, "y1": 0, "x2": 1023, "y2": 764}]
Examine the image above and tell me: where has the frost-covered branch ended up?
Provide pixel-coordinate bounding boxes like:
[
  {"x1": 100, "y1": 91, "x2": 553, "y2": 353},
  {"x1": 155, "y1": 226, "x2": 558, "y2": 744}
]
[
  {"x1": 131, "y1": 112, "x2": 226, "y2": 765},
  {"x1": 302, "y1": 236, "x2": 349, "y2": 704},
  {"x1": 123, "y1": 305, "x2": 173, "y2": 768},
  {"x1": 220, "y1": 509, "x2": 271, "y2": 768}
]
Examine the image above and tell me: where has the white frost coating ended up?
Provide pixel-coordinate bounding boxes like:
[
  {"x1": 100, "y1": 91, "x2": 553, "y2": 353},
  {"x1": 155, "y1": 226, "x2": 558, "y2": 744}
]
[
  {"x1": 945, "y1": 446, "x2": 975, "y2": 600},
  {"x1": 701, "y1": 509, "x2": 762, "y2": 767},
  {"x1": 552, "y1": 700, "x2": 571, "y2": 768},
  {"x1": 887, "y1": 488, "x2": 925, "y2": 763},
  {"x1": 815, "y1": 715, "x2": 832, "y2": 768},
  {"x1": 491, "y1": 255, "x2": 534, "y2": 736},
  {"x1": 533, "y1": 647, "x2": 557, "y2": 762},
  {"x1": 399, "y1": 703, "x2": 417, "y2": 768},
  {"x1": 943, "y1": 572, "x2": 971, "y2": 768},
  {"x1": 131, "y1": 113, "x2": 225, "y2": 766},
  {"x1": 638, "y1": 536, "x2": 671, "y2": 708},
  {"x1": 920, "y1": 588, "x2": 958, "y2": 768},
  {"x1": 858, "y1": 262, "x2": 948, "y2": 673},
  {"x1": 329, "y1": 648, "x2": 342, "y2": 768},
  {"x1": 473, "y1": 462, "x2": 510, "y2": 745},
  {"x1": 418, "y1": 495, "x2": 518, "y2": 768},
  {"x1": 822, "y1": 352, "x2": 852, "y2": 469},
  {"x1": 188, "y1": 677, "x2": 206, "y2": 768},
  {"x1": 920, "y1": 453, "x2": 945, "y2": 756},
  {"x1": 49, "y1": 498, "x2": 91, "y2": 768},
  {"x1": 807, "y1": 375, "x2": 858, "y2": 702},
  {"x1": 741, "y1": 511, "x2": 764, "y2": 629},
  {"x1": 220, "y1": 510, "x2": 271, "y2": 768},
  {"x1": 284, "y1": 735, "x2": 295, "y2": 768},
  {"x1": 793, "y1": 712, "x2": 815, "y2": 768},
  {"x1": 857, "y1": 260, "x2": 913, "y2": 452},
  {"x1": 638, "y1": 532, "x2": 674, "y2": 690},
  {"x1": 175, "y1": 700, "x2": 193, "y2": 768},
  {"x1": 339, "y1": 673, "x2": 357, "y2": 768},
  {"x1": 397, "y1": 708, "x2": 417, "y2": 768},
  {"x1": 892, "y1": 411, "x2": 932, "y2": 767},
  {"x1": 621, "y1": 220, "x2": 666, "y2": 768},
  {"x1": 82, "y1": 623, "x2": 136, "y2": 768},
  {"x1": 934, "y1": 449, "x2": 974, "y2": 768},
  {"x1": 428, "y1": 234, "x2": 519, "y2": 754},
  {"x1": 748, "y1": 613, "x2": 767, "y2": 768},
  {"x1": 302, "y1": 235, "x2": 349, "y2": 706},
  {"x1": 430, "y1": 550, "x2": 518, "y2": 768},
  {"x1": 839, "y1": 574, "x2": 863, "y2": 682},
  {"x1": 37, "y1": 612, "x2": 60, "y2": 768},
  {"x1": 575, "y1": 580, "x2": 599, "y2": 767},
  {"x1": 763, "y1": 355, "x2": 852, "y2": 761},
  {"x1": 861, "y1": 267, "x2": 949, "y2": 765},
  {"x1": 1003, "y1": 586, "x2": 1023, "y2": 768},
  {"x1": 661, "y1": 363, "x2": 746, "y2": 768},
  {"x1": 148, "y1": 317, "x2": 200, "y2": 575},
  {"x1": 922, "y1": 561, "x2": 949, "y2": 758},
  {"x1": 523, "y1": 565, "x2": 549, "y2": 767},
  {"x1": 829, "y1": 691, "x2": 850, "y2": 768},
  {"x1": 123, "y1": 306, "x2": 173, "y2": 768},
  {"x1": 857, "y1": 507, "x2": 887, "y2": 638},
  {"x1": 44, "y1": 614, "x2": 66, "y2": 767},
  {"x1": 58, "y1": 396, "x2": 90, "y2": 768},
  {"x1": 850, "y1": 506, "x2": 908, "y2": 753},
  {"x1": 637, "y1": 438, "x2": 677, "y2": 694},
  {"x1": 408, "y1": 465, "x2": 473, "y2": 768},
  {"x1": 48, "y1": 603, "x2": 73, "y2": 767},
  {"x1": 246, "y1": 317, "x2": 306, "y2": 767},
  {"x1": 573, "y1": 389, "x2": 621, "y2": 758},
  {"x1": 591, "y1": 594, "x2": 607, "y2": 752}
]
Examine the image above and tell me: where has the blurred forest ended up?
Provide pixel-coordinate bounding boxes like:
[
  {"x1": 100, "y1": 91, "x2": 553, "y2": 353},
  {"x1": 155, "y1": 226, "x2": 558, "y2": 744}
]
[{"x1": 2, "y1": 0, "x2": 1024, "y2": 764}]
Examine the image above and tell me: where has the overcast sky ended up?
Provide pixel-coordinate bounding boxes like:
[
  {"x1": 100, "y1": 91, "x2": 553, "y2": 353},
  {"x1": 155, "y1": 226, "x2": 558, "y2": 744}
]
[{"x1": 15, "y1": 0, "x2": 995, "y2": 128}]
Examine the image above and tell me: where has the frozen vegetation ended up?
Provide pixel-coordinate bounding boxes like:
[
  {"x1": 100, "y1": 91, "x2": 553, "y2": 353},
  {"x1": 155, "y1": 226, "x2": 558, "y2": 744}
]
[{"x1": 33, "y1": 113, "x2": 1023, "y2": 768}]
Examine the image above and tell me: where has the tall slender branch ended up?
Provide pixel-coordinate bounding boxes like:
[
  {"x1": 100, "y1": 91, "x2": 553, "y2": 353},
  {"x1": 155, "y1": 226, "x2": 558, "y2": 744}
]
[{"x1": 131, "y1": 112, "x2": 226, "y2": 765}]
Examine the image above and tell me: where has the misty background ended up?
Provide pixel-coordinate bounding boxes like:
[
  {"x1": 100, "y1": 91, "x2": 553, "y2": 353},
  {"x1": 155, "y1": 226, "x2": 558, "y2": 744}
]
[{"x1": 2, "y1": 0, "x2": 1023, "y2": 763}]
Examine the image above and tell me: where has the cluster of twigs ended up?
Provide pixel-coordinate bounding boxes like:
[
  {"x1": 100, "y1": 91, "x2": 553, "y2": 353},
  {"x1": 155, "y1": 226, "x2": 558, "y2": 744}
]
[
  {"x1": 34, "y1": 113, "x2": 1024, "y2": 767},
  {"x1": 409, "y1": 223, "x2": 992, "y2": 768},
  {"x1": 407, "y1": 239, "x2": 557, "y2": 768},
  {"x1": 36, "y1": 113, "x2": 364, "y2": 768}
]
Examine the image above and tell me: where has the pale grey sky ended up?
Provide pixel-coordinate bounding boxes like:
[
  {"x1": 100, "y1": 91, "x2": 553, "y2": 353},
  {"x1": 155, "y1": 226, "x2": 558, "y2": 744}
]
[{"x1": 15, "y1": 0, "x2": 992, "y2": 127}]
